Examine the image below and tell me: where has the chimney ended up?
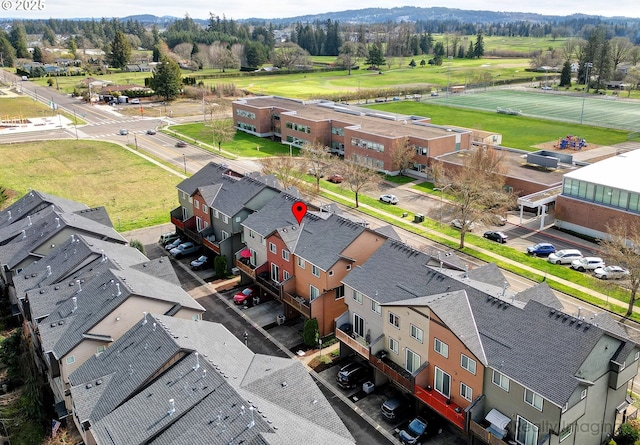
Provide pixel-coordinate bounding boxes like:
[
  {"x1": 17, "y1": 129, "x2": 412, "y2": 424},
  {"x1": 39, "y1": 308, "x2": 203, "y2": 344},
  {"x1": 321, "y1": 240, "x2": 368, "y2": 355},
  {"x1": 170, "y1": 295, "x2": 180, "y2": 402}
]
[
  {"x1": 168, "y1": 399, "x2": 175, "y2": 416},
  {"x1": 577, "y1": 307, "x2": 582, "y2": 319},
  {"x1": 72, "y1": 296, "x2": 78, "y2": 313},
  {"x1": 463, "y1": 264, "x2": 469, "y2": 278},
  {"x1": 501, "y1": 281, "x2": 510, "y2": 297}
]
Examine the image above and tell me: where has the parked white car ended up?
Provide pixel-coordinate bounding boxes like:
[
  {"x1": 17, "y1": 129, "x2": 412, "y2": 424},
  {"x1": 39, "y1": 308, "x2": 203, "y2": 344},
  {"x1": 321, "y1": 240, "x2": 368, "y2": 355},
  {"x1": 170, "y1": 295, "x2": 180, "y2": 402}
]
[
  {"x1": 594, "y1": 265, "x2": 630, "y2": 280},
  {"x1": 548, "y1": 249, "x2": 583, "y2": 265},
  {"x1": 379, "y1": 194, "x2": 399, "y2": 205},
  {"x1": 451, "y1": 219, "x2": 476, "y2": 231},
  {"x1": 571, "y1": 257, "x2": 605, "y2": 272}
]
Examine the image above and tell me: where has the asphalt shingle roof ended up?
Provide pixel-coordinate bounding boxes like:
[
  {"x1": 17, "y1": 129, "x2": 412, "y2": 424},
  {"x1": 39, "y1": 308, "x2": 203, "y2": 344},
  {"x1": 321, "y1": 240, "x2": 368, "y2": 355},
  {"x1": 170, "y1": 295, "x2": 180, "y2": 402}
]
[
  {"x1": 0, "y1": 189, "x2": 87, "y2": 230},
  {"x1": 242, "y1": 193, "x2": 311, "y2": 236}
]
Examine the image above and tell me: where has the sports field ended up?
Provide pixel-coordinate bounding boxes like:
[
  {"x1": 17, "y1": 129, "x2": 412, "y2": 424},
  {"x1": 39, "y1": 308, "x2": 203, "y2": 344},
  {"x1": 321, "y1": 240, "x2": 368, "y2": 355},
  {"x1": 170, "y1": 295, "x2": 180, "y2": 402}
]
[{"x1": 432, "y1": 88, "x2": 640, "y2": 131}]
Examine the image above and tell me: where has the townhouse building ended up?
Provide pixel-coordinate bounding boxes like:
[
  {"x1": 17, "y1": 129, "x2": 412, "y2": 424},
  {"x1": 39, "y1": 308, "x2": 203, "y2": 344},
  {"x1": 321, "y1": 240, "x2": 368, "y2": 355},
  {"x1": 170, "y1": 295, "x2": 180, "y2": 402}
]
[
  {"x1": 261, "y1": 211, "x2": 395, "y2": 335},
  {"x1": 68, "y1": 314, "x2": 355, "y2": 445},
  {"x1": 338, "y1": 238, "x2": 638, "y2": 445},
  {"x1": 232, "y1": 96, "x2": 472, "y2": 174}
]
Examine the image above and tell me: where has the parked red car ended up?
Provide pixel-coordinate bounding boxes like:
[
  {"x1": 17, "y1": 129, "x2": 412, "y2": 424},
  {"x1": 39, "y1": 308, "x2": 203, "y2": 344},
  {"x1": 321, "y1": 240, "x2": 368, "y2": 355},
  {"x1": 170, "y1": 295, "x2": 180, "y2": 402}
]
[{"x1": 233, "y1": 287, "x2": 258, "y2": 305}]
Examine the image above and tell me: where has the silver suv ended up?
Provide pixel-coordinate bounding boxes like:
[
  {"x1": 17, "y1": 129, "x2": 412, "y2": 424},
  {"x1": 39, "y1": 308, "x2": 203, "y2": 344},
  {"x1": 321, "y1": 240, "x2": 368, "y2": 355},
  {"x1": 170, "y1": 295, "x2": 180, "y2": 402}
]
[
  {"x1": 548, "y1": 249, "x2": 583, "y2": 265},
  {"x1": 571, "y1": 257, "x2": 605, "y2": 272}
]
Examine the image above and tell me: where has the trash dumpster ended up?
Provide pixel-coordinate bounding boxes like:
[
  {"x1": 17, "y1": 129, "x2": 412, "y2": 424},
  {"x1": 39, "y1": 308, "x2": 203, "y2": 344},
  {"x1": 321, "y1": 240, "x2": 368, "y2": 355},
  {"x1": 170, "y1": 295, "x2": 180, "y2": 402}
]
[{"x1": 414, "y1": 214, "x2": 424, "y2": 223}]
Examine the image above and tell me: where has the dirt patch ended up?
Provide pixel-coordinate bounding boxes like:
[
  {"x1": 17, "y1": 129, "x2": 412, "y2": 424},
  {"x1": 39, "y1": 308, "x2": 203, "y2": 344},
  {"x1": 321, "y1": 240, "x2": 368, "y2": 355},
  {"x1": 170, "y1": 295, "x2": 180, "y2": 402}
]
[
  {"x1": 117, "y1": 96, "x2": 236, "y2": 118},
  {"x1": 532, "y1": 140, "x2": 600, "y2": 152}
]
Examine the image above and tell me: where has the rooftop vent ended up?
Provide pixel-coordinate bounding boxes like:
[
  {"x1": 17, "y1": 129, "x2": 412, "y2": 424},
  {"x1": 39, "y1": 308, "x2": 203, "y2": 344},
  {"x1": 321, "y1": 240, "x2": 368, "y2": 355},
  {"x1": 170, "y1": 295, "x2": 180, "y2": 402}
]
[
  {"x1": 85, "y1": 383, "x2": 93, "y2": 389},
  {"x1": 96, "y1": 379, "x2": 102, "y2": 385}
]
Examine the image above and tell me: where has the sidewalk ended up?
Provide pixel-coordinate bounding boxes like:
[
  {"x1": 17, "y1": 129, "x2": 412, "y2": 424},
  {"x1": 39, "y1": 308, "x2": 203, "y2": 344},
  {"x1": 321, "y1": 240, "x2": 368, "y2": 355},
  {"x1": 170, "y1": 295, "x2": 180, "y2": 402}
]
[{"x1": 320, "y1": 185, "x2": 640, "y2": 318}]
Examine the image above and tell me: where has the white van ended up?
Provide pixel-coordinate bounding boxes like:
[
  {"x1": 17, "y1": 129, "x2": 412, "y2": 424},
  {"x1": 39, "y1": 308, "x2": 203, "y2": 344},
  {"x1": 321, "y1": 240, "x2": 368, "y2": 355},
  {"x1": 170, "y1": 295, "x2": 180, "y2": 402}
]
[
  {"x1": 130, "y1": 98, "x2": 140, "y2": 104},
  {"x1": 548, "y1": 249, "x2": 583, "y2": 265}
]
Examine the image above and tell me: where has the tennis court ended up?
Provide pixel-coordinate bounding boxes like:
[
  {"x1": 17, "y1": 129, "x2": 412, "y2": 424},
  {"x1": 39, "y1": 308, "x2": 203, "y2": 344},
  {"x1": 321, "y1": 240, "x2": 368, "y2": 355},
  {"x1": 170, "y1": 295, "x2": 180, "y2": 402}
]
[{"x1": 433, "y1": 88, "x2": 640, "y2": 131}]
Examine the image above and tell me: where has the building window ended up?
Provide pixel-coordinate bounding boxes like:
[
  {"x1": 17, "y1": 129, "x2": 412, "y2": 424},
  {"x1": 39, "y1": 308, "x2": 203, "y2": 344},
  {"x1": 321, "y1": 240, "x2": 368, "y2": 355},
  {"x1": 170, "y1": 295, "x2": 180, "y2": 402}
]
[
  {"x1": 346, "y1": 264, "x2": 351, "y2": 270},
  {"x1": 388, "y1": 312, "x2": 400, "y2": 328},
  {"x1": 194, "y1": 200, "x2": 199, "y2": 209},
  {"x1": 371, "y1": 300, "x2": 381, "y2": 315},
  {"x1": 312, "y1": 265, "x2": 320, "y2": 277},
  {"x1": 202, "y1": 204, "x2": 207, "y2": 213},
  {"x1": 269, "y1": 242, "x2": 276, "y2": 254},
  {"x1": 461, "y1": 354, "x2": 476, "y2": 375},
  {"x1": 222, "y1": 215, "x2": 229, "y2": 224},
  {"x1": 406, "y1": 349, "x2": 421, "y2": 373},
  {"x1": 214, "y1": 209, "x2": 219, "y2": 218},
  {"x1": 524, "y1": 389, "x2": 543, "y2": 411},
  {"x1": 492, "y1": 370, "x2": 510, "y2": 392},
  {"x1": 559, "y1": 425, "x2": 573, "y2": 442},
  {"x1": 516, "y1": 415, "x2": 538, "y2": 445},
  {"x1": 221, "y1": 230, "x2": 229, "y2": 240},
  {"x1": 410, "y1": 324, "x2": 423, "y2": 343},
  {"x1": 335, "y1": 285, "x2": 345, "y2": 299},
  {"x1": 352, "y1": 289, "x2": 363, "y2": 304},
  {"x1": 328, "y1": 270, "x2": 334, "y2": 276},
  {"x1": 310, "y1": 285, "x2": 320, "y2": 301},
  {"x1": 249, "y1": 230, "x2": 256, "y2": 239},
  {"x1": 460, "y1": 382, "x2": 473, "y2": 402},
  {"x1": 66, "y1": 356, "x2": 75, "y2": 365},
  {"x1": 581, "y1": 389, "x2": 587, "y2": 400},
  {"x1": 236, "y1": 109, "x2": 256, "y2": 119},
  {"x1": 562, "y1": 403, "x2": 568, "y2": 413},
  {"x1": 635, "y1": 351, "x2": 640, "y2": 361},
  {"x1": 282, "y1": 250, "x2": 290, "y2": 261},
  {"x1": 434, "y1": 367, "x2": 451, "y2": 398},
  {"x1": 354, "y1": 313, "x2": 365, "y2": 338},
  {"x1": 389, "y1": 337, "x2": 399, "y2": 354},
  {"x1": 297, "y1": 257, "x2": 306, "y2": 269},
  {"x1": 283, "y1": 270, "x2": 290, "y2": 281},
  {"x1": 96, "y1": 346, "x2": 105, "y2": 355},
  {"x1": 434, "y1": 338, "x2": 448, "y2": 358}
]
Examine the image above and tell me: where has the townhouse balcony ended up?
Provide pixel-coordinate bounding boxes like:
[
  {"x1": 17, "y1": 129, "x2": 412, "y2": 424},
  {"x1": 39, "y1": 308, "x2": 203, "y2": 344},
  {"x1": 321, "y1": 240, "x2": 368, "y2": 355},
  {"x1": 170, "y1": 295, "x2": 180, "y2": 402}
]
[
  {"x1": 335, "y1": 326, "x2": 369, "y2": 360},
  {"x1": 202, "y1": 234, "x2": 220, "y2": 254},
  {"x1": 256, "y1": 271, "x2": 281, "y2": 300},
  {"x1": 170, "y1": 207, "x2": 184, "y2": 229},
  {"x1": 235, "y1": 257, "x2": 256, "y2": 279},
  {"x1": 415, "y1": 385, "x2": 466, "y2": 430},
  {"x1": 469, "y1": 420, "x2": 512, "y2": 445},
  {"x1": 369, "y1": 350, "x2": 413, "y2": 392},
  {"x1": 282, "y1": 290, "x2": 311, "y2": 319}
]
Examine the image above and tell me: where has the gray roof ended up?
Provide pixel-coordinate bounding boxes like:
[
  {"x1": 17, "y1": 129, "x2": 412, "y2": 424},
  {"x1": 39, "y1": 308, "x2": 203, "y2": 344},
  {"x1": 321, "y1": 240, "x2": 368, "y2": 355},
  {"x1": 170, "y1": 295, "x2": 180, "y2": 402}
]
[
  {"x1": 201, "y1": 175, "x2": 270, "y2": 218},
  {"x1": 242, "y1": 192, "x2": 310, "y2": 236},
  {"x1": 0, "y1": 190, "x2": 88, "y2": 230},
  {"x1": 70, "y1": 315, "x2": 355, "y2": 445},
  {"x1": 175, "y1": 162, "x2": 236, "y2": 196},
  {"x1": 513, "y1": 282, "x2": 563, "y2": 310},
  {"x1": 293, "y1": 213, "x2": 366, "y2": 271},
  {"x1": 35, "y1": 265, "x2": 203, "y2": 359}
]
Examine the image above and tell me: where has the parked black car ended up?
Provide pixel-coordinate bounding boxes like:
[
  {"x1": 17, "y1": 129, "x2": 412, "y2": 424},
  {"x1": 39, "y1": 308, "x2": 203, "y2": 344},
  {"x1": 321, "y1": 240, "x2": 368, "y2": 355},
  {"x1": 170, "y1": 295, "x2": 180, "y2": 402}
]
[
  {"x1": 483, "y1": 231, "x2": 508, "y2": 243},
  {"x1": 381, "y1": 395, "x2": 412, "y2": 422},
  {"x1": 336, "y1": 361, "x2": 369, "y2": 390}
]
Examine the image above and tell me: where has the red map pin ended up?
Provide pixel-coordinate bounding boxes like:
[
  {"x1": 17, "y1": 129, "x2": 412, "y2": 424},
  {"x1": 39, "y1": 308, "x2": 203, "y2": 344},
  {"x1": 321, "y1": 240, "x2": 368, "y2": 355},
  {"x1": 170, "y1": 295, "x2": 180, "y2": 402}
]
[{"x1": 291, "y1": 201, "x2": 307, "y2": 224}]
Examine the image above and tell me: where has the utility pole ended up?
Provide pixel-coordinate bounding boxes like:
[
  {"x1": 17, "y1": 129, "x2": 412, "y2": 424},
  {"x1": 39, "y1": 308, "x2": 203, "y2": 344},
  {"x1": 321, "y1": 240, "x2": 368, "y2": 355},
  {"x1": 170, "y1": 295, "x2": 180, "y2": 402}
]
[{"x1": 73, "y1": 108, "x2": 78, "y2": 140}]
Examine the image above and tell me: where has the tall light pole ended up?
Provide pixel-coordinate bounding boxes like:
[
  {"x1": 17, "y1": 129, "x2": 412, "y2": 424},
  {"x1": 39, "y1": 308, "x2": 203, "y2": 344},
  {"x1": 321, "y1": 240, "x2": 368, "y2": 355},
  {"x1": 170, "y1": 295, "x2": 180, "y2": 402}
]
[
  {"x1": 73, "y1": 107, "x2": 78, "y2": 140},
  {"x1": 446, "y1": 56, "x2": 453, "y2": 106},
  {"x1": 580, "y1": 62, "x2": 593, "y2": 125},
  {"x1": 183, "y1": 154, "x2": 187, "y2": 174},
  {"x1": 434, "y1": 184, "x2": 452, "y2": 226}
]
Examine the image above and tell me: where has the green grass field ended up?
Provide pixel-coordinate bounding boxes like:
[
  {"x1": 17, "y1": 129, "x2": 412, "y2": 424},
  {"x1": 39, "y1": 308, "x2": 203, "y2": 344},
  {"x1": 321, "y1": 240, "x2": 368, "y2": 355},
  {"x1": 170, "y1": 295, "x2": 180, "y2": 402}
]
[
  {"x1": 0, "y1": 96, "x2": 58, "y2": 119},
  {"x1": 0, "y1": 140, "x2": 180, "y2": 231}
]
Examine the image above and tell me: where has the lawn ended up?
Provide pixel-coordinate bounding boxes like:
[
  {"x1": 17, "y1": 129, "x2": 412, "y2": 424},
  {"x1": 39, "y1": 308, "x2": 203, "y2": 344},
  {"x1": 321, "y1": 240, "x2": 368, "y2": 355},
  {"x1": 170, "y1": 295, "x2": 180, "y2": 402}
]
[
  {"x1": 369, "y1": 101, "x2": 630, "y2": 150},
  {"x1": 0, "y1": 96, "x2": 59, "y2": 119},
  {"x1": 0, "y1": 140, "x2": 180, "y2": 231}
]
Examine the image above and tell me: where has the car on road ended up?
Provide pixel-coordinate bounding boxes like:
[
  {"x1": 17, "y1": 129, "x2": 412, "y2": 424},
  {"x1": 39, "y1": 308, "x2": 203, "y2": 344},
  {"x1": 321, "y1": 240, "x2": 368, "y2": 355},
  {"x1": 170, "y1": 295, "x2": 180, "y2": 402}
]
[
  {"x1": 451, "y1": 219, "x2": 476, "y2": 231},
  {"x1": 164, "y1": 238, "x2": 183, "y2": 251},
  {"x1": 381, "y1": 395, "x2": 412, "y2": 422},
  {"x1": 398, "y1": 417, "x2": 429, "y2": 444},
  {"x1": 146, "y1": 129, "x2": 157, "y2": 135},
  {"x1": 233, "y1": 286, "x2": 258, "y2": 305},
  {"x1": 483, "y1": 231, "x2": 508, "y2": 243},
  {"x1": 175, "y1": 141, "x2": 187, "y2": 148},
  {"x1": 119, "y1": 129, "x2": 128, "y2": 135},
  {"x1": 379, "y1": 194, "x2": 399, "y2": 205},
  {"x1": 594, "y1": 265, "x2": 630, "y2": 280},
  {"x1": 159, "y1": 232, "x2": 179, "y2": 245},
  {"x1": 526, "y1": 243, "x2": 556, "y2": 257},
  {"x1": 190, "y1": 255, "x2": 209, "y2": 270},
  {"x1": 169, "y1": 241, "x2": 199, "y2": 258},
  {"x1": 547, "y1": 249, "x2": 583, "y2": 265},
  {"x1": 571, "y1": 257, "x2": 605, "y2": 272},
  {"x1": 541, "y1": 85, "x2": 553, "y2": 90},
  {"x1": 336, "y1": 361, "x2": 369, "y2": 390},
  {"x1": 327, "y1": 174, "x2": 343, "y2": 183}
]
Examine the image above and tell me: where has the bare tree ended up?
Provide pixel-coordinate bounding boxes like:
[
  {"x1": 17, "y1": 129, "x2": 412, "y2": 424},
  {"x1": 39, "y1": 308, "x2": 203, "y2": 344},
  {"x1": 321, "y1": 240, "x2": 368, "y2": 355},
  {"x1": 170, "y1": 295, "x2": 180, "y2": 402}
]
[
  {"x1": 561, "y1": 38, "x2": 583, "y2": 62},
  {"x1": 450, "y1": 147, "x2": 508, "y2": 249},
  {"x1": 273, "y1": 42, "x2": 311, "y2": 70},
  {"x1": 201, "y1": 108, "x2": 234, "y2": 151},
  {"x1": 389, "y1": 137, "x2": 416, "y2": 175},
  {"x1": 339, "y1": 156, "x2": 383, "y2": 208},
  {"x1": 301, "y1": 142, "x2": 334, "y2": 193},
  {"x1": 337, "y1": 41, "x2": 367, "y2": 75},
  {"x1": 260, "y1": 156, "x2": 311, "y2": 195},
  {"x1": 610, "y1": 37, "x2": 633, "y2": 70},
  {"x1": 599, "y1": 221, "x2": 640, "y2": 316},
  {"x1": 172, "y1": 42, "x2": 193, "y2": 61}
]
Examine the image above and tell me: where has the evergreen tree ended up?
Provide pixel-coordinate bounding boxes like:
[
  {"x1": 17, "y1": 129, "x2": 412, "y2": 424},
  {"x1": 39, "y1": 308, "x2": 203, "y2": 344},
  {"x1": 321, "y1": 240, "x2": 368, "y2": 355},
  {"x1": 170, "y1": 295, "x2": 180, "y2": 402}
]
[
  {"x1": 32, "y1": 45, "x2": 43, "y2": 63},
  {"x1": 0, "y1": 32, "x2": 16, "y2": 66},
  {"x1": 466, "y1": 41, "x2": 474, "y2": 59},
  {"x1": 68, "y1": 36, "x2": 78, "y2": 59},
  {"x1": 365, "y1": 43, "x2": 385, "y2": 69},
  {"x1": 107, "y1": 30, "x2": 131, "y2": 69},
  {"x1": 150, "y1": 56, "x2": 182, "y2": 101},
  {"x1": 473, "y1": 31, "x2": 485, "y2": 59},
  {"x1": 560, "y1": 60, "x2": 572, "y2": 87},
  {"x1": 9, "y1": 22, "x2": 29, "y2": 59},
  {"x1": 43, "y1": 26, "x2": 56, "y2": 46},
  {"x1": 152, "y1": 45, "x2": 161, "y2": 62}
]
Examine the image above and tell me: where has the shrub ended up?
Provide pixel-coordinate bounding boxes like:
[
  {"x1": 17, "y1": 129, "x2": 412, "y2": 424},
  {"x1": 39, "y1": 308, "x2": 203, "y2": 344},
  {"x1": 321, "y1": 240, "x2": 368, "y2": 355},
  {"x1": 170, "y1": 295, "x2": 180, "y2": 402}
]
[
  {"x1": 614, "y1": 422, "x2": 640, "y2": 445},
  {"x1": 129, "y1": 239, "x2": 146, "y2": 255},
  {"x1": 214, "y1": 256, "x2": 228, "y2": 278},
  {"x1": 302, "y1": 318, "x2": 319, "y2": 347}
]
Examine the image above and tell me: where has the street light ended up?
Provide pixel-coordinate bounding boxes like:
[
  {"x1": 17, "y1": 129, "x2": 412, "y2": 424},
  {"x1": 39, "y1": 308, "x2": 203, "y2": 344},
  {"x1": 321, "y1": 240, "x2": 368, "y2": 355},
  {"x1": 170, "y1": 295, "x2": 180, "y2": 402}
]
[
  {"x1": 445, "y1": 56, "x2": 453, "y2": 106},
  {"x1": 434, "y1": 184, "x2": 452, "y2": 226},
  {"x1": 580, "y1": 62, "x2": 593, "y2": 125},
  {"x1": 183, "y1": 154, "x2": 187, "y2": 174}
]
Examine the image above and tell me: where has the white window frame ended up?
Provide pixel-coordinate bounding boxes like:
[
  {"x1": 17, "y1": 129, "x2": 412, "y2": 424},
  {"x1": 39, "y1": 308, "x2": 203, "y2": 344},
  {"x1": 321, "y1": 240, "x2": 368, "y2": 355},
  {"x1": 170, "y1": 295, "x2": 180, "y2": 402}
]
[
  {"x1": 580, "y1": 388, "x2": 587, "y2": 400},
  {"x1": 635, "y1": 351, "x2": 640, "y2": 361},
  {"x1": 434, "y1": 338, "x2": 448, "y2": 358},
  {"x1": 516, "y1": 415, "x2": 538, "y2": 445},
  {"x1": 282, "y1": 249, "x2": 290, "y2": 261},
  {"x1": 269, "y1": 242, "x2": 277, "y2": 254},
  {"x1": 96, "y1": 346, "x2": 105, "y2": 355},
  {"x1": 524, "y1": 388, "x2": 543, "y2": 411},
  {"x1": 354, "y1": 313, "x2": 365, "y2": 338},
  {"x1": 202, "y1": 204, "x2": 207, "y2": 213},
  {"x1": 222, "y1": 215, "x2": 229, "y2": 224},
  {"x1": 406, "y1": 348, "x2": 421, "y2": 373},
  {"x1": 66, "y1": 356, "x2": 75, "y2": 365},
  {"x1": 297, "y1": 257, "x2": 306, "y2": 269},
  {"x1": 328, "y1": 270, "x2": 334, "y2": 276},
  {"x1": 249, "y1": 229, "x2": 256, "y2": 239},
  {"x1": 389, "y1": 337, "x2": 399, "y2": 354},
  {"x1": 194, "y1": 199, "x2": 199, "y2": 209},
  {"x1": 310, "y1": 285, "x2": 320, "y2": 301},
  {"x1": 434, "y1": 366, "x2": 451, "y2": 398},
  {"x1": 559, "y1": 425, "x2": 573, "y2": 442},
  {"x1": 371, "y1": 300, "x2": 381, "y2": 315},
  {"x1": 221, "y1": 230, "x2": 229, "y2": 240},
  {"x1": 461, "y1": 354, "x2": 476, "y2": 375},
  {"x1": 388, "y1": 312, "x2": 400, "y2": 329},
  {"x1": 214, "y1": 209, "x2": 219, "y2": 218},
  {"x1": 346, "y1": 264, "x2": 351, "y2": 270},
  {"x1": 492, "y1": 370, "x2": 510, "y2": 392},
  {"x1": 460, "y1": 382, "x2": 473, "y2": 402},
  {"x1": 410, "y1": 324, "x2": 424, "y2": 343},
  {"x1": 312, "y1": 264, "x2": 320, "y2": 277},
  {"x1": 283, "y1": 270, "x2": 290, "y2": 281},
  {"x1": 352, "y1": 289, "x2": 362, "y2": 304}
]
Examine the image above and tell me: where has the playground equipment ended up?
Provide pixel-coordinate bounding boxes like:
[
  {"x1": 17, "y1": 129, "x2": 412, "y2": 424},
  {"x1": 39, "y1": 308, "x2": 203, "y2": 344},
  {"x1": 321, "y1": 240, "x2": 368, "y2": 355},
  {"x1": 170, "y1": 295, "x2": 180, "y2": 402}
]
[{"x1": 557, "y1": 135, "x2": 587, "y2": 150}]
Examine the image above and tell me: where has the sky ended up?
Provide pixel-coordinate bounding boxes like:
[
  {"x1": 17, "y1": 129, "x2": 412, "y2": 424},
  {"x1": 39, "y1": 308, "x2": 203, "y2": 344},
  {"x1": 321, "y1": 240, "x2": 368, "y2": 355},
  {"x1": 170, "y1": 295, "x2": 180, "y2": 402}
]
[{"x1": 2, "y1": 0, "x2": 639, "y2": 20}]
